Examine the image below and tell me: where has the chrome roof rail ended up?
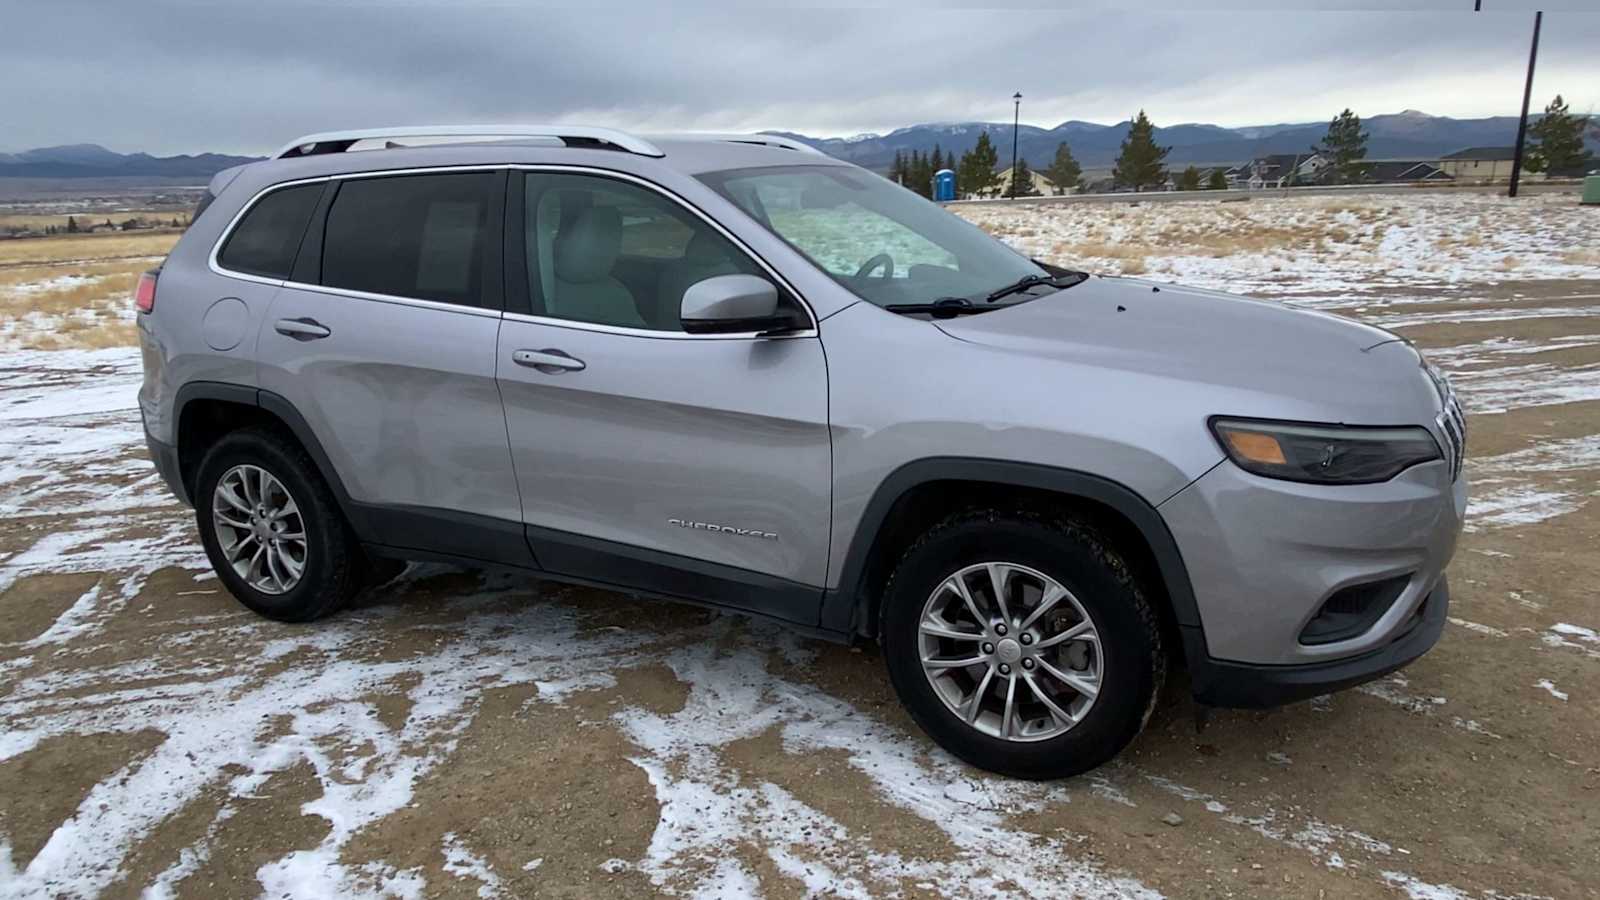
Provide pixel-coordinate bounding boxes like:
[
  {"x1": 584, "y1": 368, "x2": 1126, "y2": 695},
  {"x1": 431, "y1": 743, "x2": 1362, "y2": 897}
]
[
  {"x1": 680, "y1": 133, "x2": 826, "y2": 155},
  {"x1": 273, "y1": 125, "x2": 666, "y2": 159}
]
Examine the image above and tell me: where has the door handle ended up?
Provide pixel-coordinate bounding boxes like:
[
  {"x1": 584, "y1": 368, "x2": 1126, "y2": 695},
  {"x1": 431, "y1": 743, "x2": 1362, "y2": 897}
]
[
  {"x1": 275, "y1": 318, "x2": 331, "y2": 340},
  {"x1": 512, "y1": 348, "x2": 586, "y2": 374}
]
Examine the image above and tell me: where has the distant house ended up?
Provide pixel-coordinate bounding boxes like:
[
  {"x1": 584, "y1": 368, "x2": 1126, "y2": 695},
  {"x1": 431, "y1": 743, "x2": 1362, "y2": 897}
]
[
  {"x1": 1439, "y1": 147, "x2": 1520, "y2": 183},
  {"x1": 1361, "y1": 160, "x2": 1453, "y2": 184},
  {"x1": 1243, "y1": 153, "x2": 1328, "y2": 189},
  {"x1": 974, "y1": 165, "x2": 1059, "y2": 199}
]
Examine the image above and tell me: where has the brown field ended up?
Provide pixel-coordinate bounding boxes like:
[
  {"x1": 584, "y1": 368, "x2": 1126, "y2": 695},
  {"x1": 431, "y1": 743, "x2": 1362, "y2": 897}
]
[
  {"x1": 0, "y1": 231, "x2": 176, "y2": 350},
  {"x1": 0, "y1": 230, "x2": 181, "y2": 267},
  {"x1": 0, "y1": 210, "x2": 185, "y2": 232}
]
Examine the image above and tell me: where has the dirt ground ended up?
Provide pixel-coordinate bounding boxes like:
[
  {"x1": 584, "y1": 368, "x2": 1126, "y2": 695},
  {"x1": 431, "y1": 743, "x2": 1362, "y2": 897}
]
[{"x1": 2, "y1": 247, "x2": 1599, "y2": 894}]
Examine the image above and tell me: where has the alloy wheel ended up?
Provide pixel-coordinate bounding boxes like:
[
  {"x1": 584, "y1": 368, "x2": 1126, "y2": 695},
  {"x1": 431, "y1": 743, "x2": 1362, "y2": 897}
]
[
  {"x1": 917, "y1": 561, "x2": 1102, "y2": 742},
  {"x1": 212, "y1": 464, "x2": 308, "y2": 595}
]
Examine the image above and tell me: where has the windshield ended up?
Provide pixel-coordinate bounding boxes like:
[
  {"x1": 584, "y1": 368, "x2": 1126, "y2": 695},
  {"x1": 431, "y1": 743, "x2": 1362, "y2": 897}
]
[{"x1": 698, "y1": 165, "x2": 1048, "y2": 309}]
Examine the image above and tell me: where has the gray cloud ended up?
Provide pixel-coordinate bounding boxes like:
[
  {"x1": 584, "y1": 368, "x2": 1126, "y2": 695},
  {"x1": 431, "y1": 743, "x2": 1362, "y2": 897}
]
[{"x1": 3, "y1": 2, "x2": 1597, "y2": 155}]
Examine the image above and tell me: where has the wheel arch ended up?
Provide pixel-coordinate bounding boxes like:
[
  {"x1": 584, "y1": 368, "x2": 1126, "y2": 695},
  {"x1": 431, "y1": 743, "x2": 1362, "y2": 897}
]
[
  {"x1": 823, "y1": 458, "x2": 1205, "y2": 659},
  {"x1": 174, "y1": 382, "x2": 372, "y2": 541}
]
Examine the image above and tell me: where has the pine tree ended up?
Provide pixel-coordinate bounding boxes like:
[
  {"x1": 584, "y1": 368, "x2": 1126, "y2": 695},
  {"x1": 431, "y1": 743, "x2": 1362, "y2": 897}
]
[
  {"x1": 1043, "y1": 142, "x2": 1083, "y2": 195},
  {"x1": 66, "y1": 215, "x2": 79, "y2": 234},
  {"x1": 889, "y1": 150, "x2": 908, "y2": 186},
  {"x1": 1314, "y1": 108, "x2": 1370, "y2": 183},
  {"x1": 1112, "y1": 110, "x2": 1170, "y2": 192},
  {"x1": 931, "y1": 144, "x2": 944, "y2": 175},
  {"x1": 1010, "y1": 157, "x2": 1040, "y2": 197},
  {"x1": 1206, "y1": 169, "x2": 1229, "y2": 190},
  {"x1": 1527, "y1": 94, "x2": 1593, "y2": 175},
  {"x1": 958, "y1": 131, "x2": 1002, "y2": 198},
  {"x1": 909, "y1": 150, "x2": 931, "y2": 198},
  {"x1": 1176, "y1": 166, "x2": 1202, "y2": 191}
]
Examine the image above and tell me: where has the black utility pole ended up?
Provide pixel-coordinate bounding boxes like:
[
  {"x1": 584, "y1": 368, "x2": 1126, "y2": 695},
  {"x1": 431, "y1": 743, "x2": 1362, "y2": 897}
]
[
  {"x1": 1011, "y1": 92, "x2": 1022, "y2": 199},
  {"x1": 1508, "y1": 10, "x2": 1542, "y2": 198}
]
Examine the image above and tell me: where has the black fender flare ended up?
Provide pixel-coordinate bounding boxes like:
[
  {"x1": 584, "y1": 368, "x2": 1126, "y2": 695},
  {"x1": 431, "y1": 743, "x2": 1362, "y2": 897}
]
[
  {"x1": 820, "y1": 457, "x2": 1205, "y2": 651},
  {"x1": 172, "y1": 381, "x2": 376, "y2": 542}
]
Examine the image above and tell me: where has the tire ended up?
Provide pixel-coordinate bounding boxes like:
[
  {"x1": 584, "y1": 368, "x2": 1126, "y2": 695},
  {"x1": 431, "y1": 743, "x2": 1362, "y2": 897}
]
[
  {"x1": 880, "y1": 509, "x2": 1165, "y2": 779},
  {"x1": 194, "y1": 426, "x2": 364, "y2": 622}
]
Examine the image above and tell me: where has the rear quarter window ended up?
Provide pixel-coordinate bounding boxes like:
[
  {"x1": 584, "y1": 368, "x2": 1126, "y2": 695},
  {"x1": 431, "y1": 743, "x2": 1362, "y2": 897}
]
[
  {"x1": 319, "y1": 172, "x2": 497, "y2": 308},
  {"x1": 216, "y1": 183, "x2": 323, "y2": 279}
]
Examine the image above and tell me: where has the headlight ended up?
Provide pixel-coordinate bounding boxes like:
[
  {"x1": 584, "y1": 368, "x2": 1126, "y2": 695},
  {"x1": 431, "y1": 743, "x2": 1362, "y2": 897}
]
[{"x1": 1209, "y1": 417, "x2": 1443, "y2": 484}]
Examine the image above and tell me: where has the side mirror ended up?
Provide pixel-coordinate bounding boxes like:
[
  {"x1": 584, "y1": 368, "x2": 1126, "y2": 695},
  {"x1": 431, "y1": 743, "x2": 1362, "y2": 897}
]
[{"x1": 680, "y1": 274, "x2": 794, "y2": 334}]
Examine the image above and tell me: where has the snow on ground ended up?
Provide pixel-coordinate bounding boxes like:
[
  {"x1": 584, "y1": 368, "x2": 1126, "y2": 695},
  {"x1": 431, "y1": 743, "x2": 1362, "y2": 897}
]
[
  {"x1": 953, "y1": 192, "x2": 1598, "y2": 294},
  {"x1": 1534, "y1": 679, "x2": 1569, "y2": 702},
  {"x1": 5, "y1": 194, "x2": 1598, "y2": 897},
  {"x1": 0, "y1": 346, "x2": 1522, "y2": 899},
  {"x1": 1465, "y1": 435, "x2": 1600, "y2": 532}
]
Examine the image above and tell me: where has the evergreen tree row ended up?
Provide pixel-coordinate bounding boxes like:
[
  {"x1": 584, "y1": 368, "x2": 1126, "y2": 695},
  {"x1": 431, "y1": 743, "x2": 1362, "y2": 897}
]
[{"x1": 883, "y1": 94, "x2": 1592, "y2": 197}]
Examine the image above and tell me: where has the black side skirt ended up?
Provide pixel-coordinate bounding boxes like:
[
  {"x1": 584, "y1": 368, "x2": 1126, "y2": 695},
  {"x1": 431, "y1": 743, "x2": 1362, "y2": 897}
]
[{"x1": 356, "y1": 503, "x2": 839, "y2": 641}]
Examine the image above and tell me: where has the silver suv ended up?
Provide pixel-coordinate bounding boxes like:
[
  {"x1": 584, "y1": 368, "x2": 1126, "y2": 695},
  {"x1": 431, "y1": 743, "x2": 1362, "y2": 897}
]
[{"x1": 138, "y1": 126, "x2": 1466, "y2": 778}]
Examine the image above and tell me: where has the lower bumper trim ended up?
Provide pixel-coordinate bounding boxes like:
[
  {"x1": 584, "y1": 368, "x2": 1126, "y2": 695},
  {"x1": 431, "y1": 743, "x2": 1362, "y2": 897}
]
[
  {"x1": 1188, "y1": 577, "x2": 1449, "y2": 709},
  {"x1": 144, "y1": 428, "x2": 189, "y2": 507}
]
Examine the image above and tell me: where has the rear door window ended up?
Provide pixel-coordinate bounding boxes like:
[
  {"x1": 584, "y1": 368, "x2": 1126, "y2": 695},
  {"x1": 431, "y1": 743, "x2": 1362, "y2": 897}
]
[
  {"x1": 217, "y1": 183, "x2": 322, "y2": 279},
  {"x1": 321, "y1": 172, "x2": 499, "y2": 309}
]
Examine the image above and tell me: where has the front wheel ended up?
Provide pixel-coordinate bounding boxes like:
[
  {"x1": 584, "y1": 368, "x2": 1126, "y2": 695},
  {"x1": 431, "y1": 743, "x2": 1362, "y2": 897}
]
[{"x1": 881, "y1": 510, "x2": 1165, "y2": 779}]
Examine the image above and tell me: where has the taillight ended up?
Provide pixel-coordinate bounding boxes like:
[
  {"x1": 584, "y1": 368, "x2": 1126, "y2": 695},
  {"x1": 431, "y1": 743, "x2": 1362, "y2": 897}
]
[{"x1": 134, "y1": 270, "x2": 159, "y2": 314}]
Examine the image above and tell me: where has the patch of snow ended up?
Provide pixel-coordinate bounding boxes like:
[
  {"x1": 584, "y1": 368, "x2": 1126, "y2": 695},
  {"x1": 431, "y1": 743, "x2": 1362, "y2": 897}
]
[
  {"x1": 1533, "y1": 679, "x2": 1568, "y2": 702},
  {"x1": 1448, "y1": 617, "x2": 1509, "y2": 638},
  {"x1": 1357, "y1": 674, "x2": 1448, "y2": 714},
  {"x1": 441, "y1": 833, "x2": 501, "y2": 898},
  {"x1": 1542, "y1": 623, "x2": 1600, "y2": 660}
]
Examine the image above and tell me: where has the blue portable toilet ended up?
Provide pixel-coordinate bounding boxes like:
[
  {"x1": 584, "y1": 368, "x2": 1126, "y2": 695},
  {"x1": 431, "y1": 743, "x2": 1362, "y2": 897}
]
[{"x1": 933, "y1": 169, "x2": 956, "y2": 202}]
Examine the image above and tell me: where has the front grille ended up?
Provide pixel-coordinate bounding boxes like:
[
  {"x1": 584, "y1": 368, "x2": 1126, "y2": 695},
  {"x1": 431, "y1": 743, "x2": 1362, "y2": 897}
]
[{"x1": 1427, "y1": 365, "x2": 1466, "y2": 481}]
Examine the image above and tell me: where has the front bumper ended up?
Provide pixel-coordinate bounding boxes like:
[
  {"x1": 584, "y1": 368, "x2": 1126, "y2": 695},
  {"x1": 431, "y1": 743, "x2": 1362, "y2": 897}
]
[
  {"x1": 1187, "y1": 577, "x2": 1449, "y2": 708},
  {"x1": 1159, "y1": 455, "x2": 1464, "y2": 667}
]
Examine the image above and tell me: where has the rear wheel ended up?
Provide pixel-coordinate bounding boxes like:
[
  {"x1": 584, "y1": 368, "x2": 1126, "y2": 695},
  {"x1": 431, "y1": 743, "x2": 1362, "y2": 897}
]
[
  {"x1": 881, "y1": 510, "x2": 1164, "y2": 779},
  {"x1": 195, "y1": 427, "x2": 363, "y2": 622}
]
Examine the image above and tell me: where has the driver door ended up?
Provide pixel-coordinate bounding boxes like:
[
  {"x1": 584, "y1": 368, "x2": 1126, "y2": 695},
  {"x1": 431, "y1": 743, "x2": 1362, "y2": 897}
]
[{"x1": 494, "y1": 170, "x2": 832, "y2": 624}]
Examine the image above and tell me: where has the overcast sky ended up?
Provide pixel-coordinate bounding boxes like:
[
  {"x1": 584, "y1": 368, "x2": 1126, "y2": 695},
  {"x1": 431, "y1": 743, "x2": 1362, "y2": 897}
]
[{"x1": 5, "y1": 1, "x2": 1599, "y2": 156}]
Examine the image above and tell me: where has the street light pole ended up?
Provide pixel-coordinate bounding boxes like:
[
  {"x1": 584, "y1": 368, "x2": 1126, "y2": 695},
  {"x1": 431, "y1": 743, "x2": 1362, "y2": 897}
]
[
  {"x1": 1507, "y1": 10, "x2": 1542, "y2": 198},
  {"x1": 1011, "y1": 92, "x2": 1022, "y2": 199}
]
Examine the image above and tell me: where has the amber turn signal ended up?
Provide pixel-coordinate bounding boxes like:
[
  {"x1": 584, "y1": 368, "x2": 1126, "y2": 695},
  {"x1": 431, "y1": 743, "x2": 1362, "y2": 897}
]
[{"x1": 1221, "y1": 429, "x2": 1287, "y2": 465}]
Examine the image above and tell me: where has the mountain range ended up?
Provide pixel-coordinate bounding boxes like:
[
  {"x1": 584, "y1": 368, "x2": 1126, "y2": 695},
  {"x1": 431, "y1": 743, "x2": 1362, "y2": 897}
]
[
  {"x1": 0, "y1": 144, "x2": 260, "y2": 179},
  {"x1": 4, "y1": 111, "x2": 1592, "y2": 180},
  {"x1": 770, "y1": 110, "x2": 1591, "y2": 171}
]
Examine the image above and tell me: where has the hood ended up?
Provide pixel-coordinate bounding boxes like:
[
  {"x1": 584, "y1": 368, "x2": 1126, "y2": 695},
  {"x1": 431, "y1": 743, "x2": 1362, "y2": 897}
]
[{"x1": 934, "y1": 276, "x2": 1437, "y2": 421}]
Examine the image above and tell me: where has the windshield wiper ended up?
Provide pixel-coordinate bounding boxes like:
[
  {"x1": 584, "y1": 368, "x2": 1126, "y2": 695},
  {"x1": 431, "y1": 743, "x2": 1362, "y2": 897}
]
[
  {"x1": 985, "y1": 271, "x2": 1087, "y2": 304},
  {"x1": 884, "y1": 297, "x2": 995, "y2": 319}
]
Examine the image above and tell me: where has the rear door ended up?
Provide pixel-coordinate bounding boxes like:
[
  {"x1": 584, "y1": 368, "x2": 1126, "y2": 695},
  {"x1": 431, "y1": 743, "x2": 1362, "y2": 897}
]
[
  {"x1": 495, "y1": 169, "x2": 832, "y2": 622},
  {"x1": 254, "y1": 169, "x2": 526, "y2": 563}
]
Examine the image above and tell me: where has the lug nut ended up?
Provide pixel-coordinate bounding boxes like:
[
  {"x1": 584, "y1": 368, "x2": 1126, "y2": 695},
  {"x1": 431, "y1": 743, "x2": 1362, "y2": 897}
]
[
  {"x1": 995, "y1": 624, "x2": 1008, "y2": 636},
  {"x1": 1022, "y1": 658, "x2": 1035, "y2": 670},
  {"x1": 999, "y1": 664, "x2": 1011, "y2": 675},
  {"x1": 1020, "y1": 633, "x2": 1033, "y2": 645},
  {"x1": 982, "y1": 643, "x2": 995, "y2": 654}
]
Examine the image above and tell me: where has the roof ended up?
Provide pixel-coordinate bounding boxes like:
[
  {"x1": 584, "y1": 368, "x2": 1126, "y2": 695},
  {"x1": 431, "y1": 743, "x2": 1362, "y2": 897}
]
[
  {"x1": 1364, "y1": 161, "x2": 1451, "y2": 182},
  {"x1": 1442, "y1": 146, "x2": 1516, "y2": 160}
]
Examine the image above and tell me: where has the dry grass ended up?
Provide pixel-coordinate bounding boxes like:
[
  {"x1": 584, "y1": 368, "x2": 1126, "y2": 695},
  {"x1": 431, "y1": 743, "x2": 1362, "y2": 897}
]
[
  {"x1": 20, "y1": 320, "x2": 137, "y2": 350},
  {"x1": 0, "y1": 232, "x2": 179, "y2": 267},
  {"x1": 0, "y1": 244, "x2": 162, "y2": 349},
  {"x1": 0, "y1": 210, "x2": 183, "y2": 231}
]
